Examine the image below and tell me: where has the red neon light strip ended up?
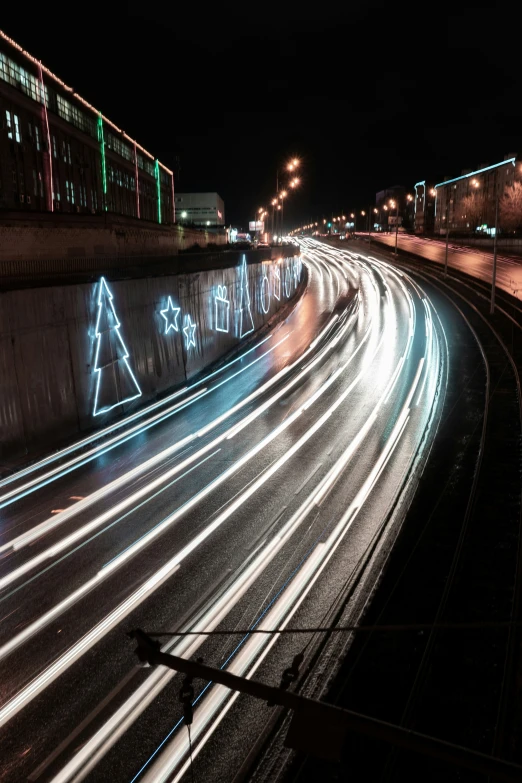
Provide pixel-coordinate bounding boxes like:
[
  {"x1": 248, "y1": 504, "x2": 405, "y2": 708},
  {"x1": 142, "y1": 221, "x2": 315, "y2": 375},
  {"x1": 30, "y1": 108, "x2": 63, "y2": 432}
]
[
  {"x1": 0, "y1": 28, "x2": 173, "y2": 176},
  {"x1": 38, "y1": 62, "x2": 53, "y2": 212}
]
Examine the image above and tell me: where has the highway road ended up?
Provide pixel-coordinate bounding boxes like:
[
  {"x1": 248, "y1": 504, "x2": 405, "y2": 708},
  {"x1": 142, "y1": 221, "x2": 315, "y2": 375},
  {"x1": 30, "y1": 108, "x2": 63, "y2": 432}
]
[
  {"x1": 366, "y1": 232, "x2": 522, "y2": 298},
  {"x1": 0, "y1": 239, "x2": 446, "y2": 782}
]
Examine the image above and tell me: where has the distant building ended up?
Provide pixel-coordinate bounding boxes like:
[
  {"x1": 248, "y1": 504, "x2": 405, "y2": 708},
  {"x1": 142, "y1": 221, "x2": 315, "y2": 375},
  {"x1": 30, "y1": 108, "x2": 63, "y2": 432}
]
[
  {"x1": 413, "y1": 181, "x2": 436, "y2": 234},
  {"x1": 0, "y1": 30, "x2": 173, "y2": 221},
  {"x1": 375, "y1": 185, "x2": 414, "y2": 231},
  {"x1": 175, "y1": 192, "x2": 225, "y2": 226},
  {"x1": 434, "y1": 155, "x2": 521, "y2": 235}
]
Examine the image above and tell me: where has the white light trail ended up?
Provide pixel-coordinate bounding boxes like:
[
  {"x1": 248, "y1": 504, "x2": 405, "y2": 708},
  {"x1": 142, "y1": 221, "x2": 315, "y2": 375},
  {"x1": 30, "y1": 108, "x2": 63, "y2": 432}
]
[{"x1": 0, "y1": 275, "x2": 383, "y2": 725}]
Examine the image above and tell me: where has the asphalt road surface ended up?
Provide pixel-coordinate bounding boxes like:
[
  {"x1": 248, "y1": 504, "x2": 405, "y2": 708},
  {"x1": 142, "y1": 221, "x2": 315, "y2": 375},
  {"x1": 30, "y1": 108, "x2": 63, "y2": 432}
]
[
  {"x1": 366, "y1": 232, "x2": 522, "y2": 297},
  {"x1": 0, "y1": 239, "x2": 446, "y2": 782}
]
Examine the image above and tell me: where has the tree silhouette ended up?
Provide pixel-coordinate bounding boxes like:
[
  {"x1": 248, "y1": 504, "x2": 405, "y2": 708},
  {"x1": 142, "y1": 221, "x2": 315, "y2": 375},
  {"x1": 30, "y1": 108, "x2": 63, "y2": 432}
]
[
  {"x1": 93, "y1": 277, "x2": 141, "y2": 416},
  {"x1": 500, "y1": 182, "x2": 522, "y2": 232},
  {"x1": 460, "y1": 192, "x2": 485, "y2": 230}
]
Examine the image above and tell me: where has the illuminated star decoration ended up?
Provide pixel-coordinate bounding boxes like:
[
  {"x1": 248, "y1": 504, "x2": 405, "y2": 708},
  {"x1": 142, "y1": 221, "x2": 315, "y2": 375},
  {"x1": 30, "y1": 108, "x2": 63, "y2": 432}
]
[
  {"x1": 183, "y1": 314, "x2": 197, "y2": 349},
  {"x1": 160, "y1": 296, "x2": 181, "y2": 334}
]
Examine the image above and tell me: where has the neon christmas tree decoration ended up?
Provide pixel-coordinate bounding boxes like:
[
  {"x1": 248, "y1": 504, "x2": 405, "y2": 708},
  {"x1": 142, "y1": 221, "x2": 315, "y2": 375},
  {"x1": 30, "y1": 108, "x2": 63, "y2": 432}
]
[
  {"x1": 284, "y1": 261, "x2": 292, "y2": 298},
  {"x1": 93, "y1": 277, "x2": 142, "y2": 416},
  {"x1": 161, "y1": 296, "x2": 181, "y2": 334},
  {"x1": 183, "y1": 314, "x2": 197, "y2": 349},
  {"x1": 215, "y1": 285, "x2": 230, "y2": 332},
  {"x1": 272, "y1": 263, "x2": 281, "y2": 301},
  {"x1": 260, "y1": 274, "x2": 271, "y2": 314},
  {"x1": 238, "y1": 256, "x2": 254, "y2": 337}
]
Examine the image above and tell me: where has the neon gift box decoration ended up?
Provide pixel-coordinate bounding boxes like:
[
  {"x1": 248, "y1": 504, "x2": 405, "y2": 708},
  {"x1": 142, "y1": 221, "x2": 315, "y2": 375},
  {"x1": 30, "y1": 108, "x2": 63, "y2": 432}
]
[{"x1": 215, "y1": 285, "x2": 230, "y2": 333}]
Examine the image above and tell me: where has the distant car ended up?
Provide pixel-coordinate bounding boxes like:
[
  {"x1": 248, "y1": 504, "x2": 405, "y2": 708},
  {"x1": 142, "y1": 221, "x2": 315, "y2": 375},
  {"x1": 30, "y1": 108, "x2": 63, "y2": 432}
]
[{"x1": 256, "y1": 242, "x2": 269, "y2": 248}]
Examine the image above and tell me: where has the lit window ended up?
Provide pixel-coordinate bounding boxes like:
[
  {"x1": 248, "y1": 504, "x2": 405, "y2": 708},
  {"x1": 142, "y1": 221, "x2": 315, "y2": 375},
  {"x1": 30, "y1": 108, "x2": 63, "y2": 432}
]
[
  {"x1": 13, "y1": 114, "x2": 20, "y2": 143},
  {"x1": 62, "y1": 141, "x2": 67, "y2": 162},
  {"x1": 67, "y1": 143, "x2": 71, "y2": 165},
  {"x1": 52, "y1": 135, "x2": 57, "y2": 158},
  {"x1": 5, "y1": 109, "x2": 12, "y2": 139},
  {"x1": 35, "y1": 125, "x2": 41, "y2": 151},
  {"x1": 65, "y1": 180, "x2": 70, "y2": 202}
]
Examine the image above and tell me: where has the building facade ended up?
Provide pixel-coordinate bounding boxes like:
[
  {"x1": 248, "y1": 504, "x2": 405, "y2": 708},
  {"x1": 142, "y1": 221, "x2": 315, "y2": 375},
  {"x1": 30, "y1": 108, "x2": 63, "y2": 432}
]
[
  {"x1": 175, "y1": 192, "x2": 225, "y2": 226},
  {"x1": 375, "y1": 185, "x2": 414, "y2": 231},
  {"x1": 434, "y1": 155, "x2": 521, "y2": 235},
  {"x1": 0, "y1": 30, "x2": 174, "y2": 223},
  {"x1": 413, "y1": 181, "x2": 436, "y2": 234}
]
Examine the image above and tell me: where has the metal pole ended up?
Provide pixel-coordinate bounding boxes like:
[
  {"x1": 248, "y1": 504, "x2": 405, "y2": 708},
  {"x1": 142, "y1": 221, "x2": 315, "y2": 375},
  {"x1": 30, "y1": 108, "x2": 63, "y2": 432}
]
[
  {"x1": 281, "y1": 199, "x2": 284, "y2": 245},
  {"x1": 394, "y1": 202, "x2": 399, "y2": 256},
  {"x1": 368, "y1": 208, "x2": 371, "y2": 247},
  {"x1": 491, "y1": 181, "x2": 499, "y2": 314},
  {"x1": 130, "y1": 630, "x2": 522, "y2": 783},
  {"x1": 444, "y1": 196, "x2": 450, "y2": 279}
]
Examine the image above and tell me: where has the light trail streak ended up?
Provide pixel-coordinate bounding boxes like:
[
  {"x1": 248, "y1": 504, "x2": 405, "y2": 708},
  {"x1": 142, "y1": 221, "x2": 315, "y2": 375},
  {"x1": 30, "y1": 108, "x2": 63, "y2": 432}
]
[
  {"x1": 0, "y1": 333, "x2": 274, "y2": 494},
  {"x1": 139, "y1": 360, "x2": 428, "y2": 783},
  {"x1": 0, "y1": 304, "x2": 357, "y2": 577},
  {"x1": 3, "y1": 244, "x2": 444, "y2": 783},
  {"x1": 46, "y1": 245, "x2": 442, "y2": 783},
  {"x1": 0, "y1": 333, "x2": 290, "y2": 510},
  {"x1": 50, "y1": 302, "x2": 431, "y2": 783},
  {"x1": 0, "y1": 332, "x2": 298, "y2": 551},
  {"x1": 0, "y1": 278, "x2": 382, "y2": 726}
]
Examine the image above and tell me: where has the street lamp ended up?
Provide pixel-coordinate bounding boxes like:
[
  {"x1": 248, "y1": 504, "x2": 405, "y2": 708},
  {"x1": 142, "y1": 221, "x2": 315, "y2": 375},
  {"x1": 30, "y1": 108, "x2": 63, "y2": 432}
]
[
  {"x1": 271, "y1": 198, "x2": 278, "y2": 241},
  {"x1": 389, "y1": 199, "x2": 399, "y2": 256},
  {"x1": 279, "y1": 190, "x2": 287, "y2": 243}
]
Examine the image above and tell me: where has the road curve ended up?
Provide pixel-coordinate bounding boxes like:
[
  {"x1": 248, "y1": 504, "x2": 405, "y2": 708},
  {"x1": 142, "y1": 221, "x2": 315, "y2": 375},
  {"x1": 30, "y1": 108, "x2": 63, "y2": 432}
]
[{"x1": 0, "y1": 239, "x2": 446, "y2": 782}]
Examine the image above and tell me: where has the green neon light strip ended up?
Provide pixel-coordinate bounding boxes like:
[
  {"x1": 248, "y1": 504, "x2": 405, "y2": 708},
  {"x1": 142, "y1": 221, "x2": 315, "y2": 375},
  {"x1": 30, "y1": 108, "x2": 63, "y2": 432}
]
[
  {"x1": 155, "y1": 159, "x2": 161, "y2": 224},
  {"x1": 97, "y1": 114, "x2": 108, "y2": 210}
]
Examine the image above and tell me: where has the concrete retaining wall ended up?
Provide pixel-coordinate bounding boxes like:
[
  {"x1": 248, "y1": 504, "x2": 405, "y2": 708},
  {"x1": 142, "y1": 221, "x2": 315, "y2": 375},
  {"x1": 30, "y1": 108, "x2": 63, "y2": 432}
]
[
  {"x1": 0, "y1": 252, "x2": 303, "y2": 460},
  {"x1": 0, "y1": 211, "x2": 226, "y2": 268}
]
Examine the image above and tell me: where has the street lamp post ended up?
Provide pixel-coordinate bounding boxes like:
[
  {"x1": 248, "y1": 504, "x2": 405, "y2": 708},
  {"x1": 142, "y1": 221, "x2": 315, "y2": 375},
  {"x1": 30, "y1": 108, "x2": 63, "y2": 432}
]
[
  {"x1": 271, "y1": 198, "x2": 277, "y2": 243},
  {"x1": 389, "y1": 200, "x2": 399, "y2": 256},
  {"x1": 491, "y1": 170, "x2": 500, "y2": 314},
  {"x1": 371, "y1": 208, "x2": 378, "y2": 246},
  {"x1": 279, "y1": 190, "x2": 287, "y2": 244},
  {"x1": 444, "y1": 196, "x2": 450, "y2": 279}
]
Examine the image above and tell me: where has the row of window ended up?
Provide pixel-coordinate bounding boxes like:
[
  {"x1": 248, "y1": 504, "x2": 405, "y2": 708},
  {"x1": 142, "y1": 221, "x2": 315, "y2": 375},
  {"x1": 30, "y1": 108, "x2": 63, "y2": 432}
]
[
  {"x1": 1, "y1": 48, "x2": 169, "y2": 180},
  {"x1": 106, "y1": 131, "x2": 134, "y2": 164},
  {"x1": 56, "y1": 94, "x2": 96, "y2": 138},
  {"x1": 5, "y1": 106, "x2": 165, "y2": 200},
  {"x1": 0, "y1": 51, "x2": 47, "y2": 105},
  {"x1": 178, "y1": 206, "x2": 218, "y2": 211},
  {"x1": 108, "y1": 164, "x2": 135, "y2": 191}
]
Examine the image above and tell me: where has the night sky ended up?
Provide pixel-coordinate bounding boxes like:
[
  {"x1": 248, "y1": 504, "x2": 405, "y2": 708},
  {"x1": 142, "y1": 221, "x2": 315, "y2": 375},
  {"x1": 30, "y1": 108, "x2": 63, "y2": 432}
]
[{"x1": 2, "y1": 3, "x2": 517, "y2": 228}]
